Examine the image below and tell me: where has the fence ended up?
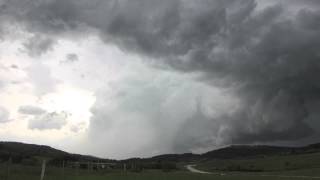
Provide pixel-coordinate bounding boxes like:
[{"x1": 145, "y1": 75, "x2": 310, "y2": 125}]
[
  {"x1": 0, "y1": 158, "x2": 177, "y2": 180},
  {"x1": 0, "y1": 159, "x2": 125, "y2": 180}
]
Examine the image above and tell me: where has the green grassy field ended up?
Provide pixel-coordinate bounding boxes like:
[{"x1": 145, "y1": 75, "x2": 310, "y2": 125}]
[
  {"x1": 2, "y1": 152, "x2": 320, "y2": 180},
  {"x1": 1, "y1": 163, "x2": 320, "y2": 180},
  {"x1": 197, "y1": 152, "x2": 320, "y2": 173}
]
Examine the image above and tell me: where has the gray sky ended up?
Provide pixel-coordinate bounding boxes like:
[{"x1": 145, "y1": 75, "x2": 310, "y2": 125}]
[{"x1": 0, "y1": 0, "x2": 320, "y2": 159}]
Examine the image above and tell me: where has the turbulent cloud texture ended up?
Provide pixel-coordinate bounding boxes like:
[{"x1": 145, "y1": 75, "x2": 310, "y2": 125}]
[
  {"x1": 23, "y1": 35, "x2": 55, "y2": 57},
  {"x1": 1, "y1": 0, "x2": 320, "y2": 157}
]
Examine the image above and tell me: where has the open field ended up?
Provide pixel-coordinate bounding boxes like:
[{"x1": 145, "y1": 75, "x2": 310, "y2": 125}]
[
  {"x1": 2, "y1": 142, "x2": 320, "y2": 180},
  {"x1": 197, "y1": 152, "x2": 320, "y2": 173},
  {"x1": 1, "y1": 163, "x2": 320, "y2": 180}
]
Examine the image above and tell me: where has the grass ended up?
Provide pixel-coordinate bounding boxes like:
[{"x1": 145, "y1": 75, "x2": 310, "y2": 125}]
[
  {"x1": 196, "y1": 152, "x2": 320, "y2": 174},
  {"x1": 3, "y1": 152, "x2": 320, "y2": 180},
  {"x1": 1, "y1": 163, "x2": 320, "y2": 180}
]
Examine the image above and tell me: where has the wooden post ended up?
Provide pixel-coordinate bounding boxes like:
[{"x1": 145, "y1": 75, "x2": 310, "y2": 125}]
[{"x1": 40, "y1": 160, "x2": 46, "y2": 180}]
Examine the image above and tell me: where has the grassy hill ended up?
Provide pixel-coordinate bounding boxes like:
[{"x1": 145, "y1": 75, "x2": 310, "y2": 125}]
[
  {"x1": 197, "y1": 151, "x2": 320, "y2": 173},
  {"x1": 202, "y1": 143, "x2": 320, "y2": 160},
  {"x1": 190, "y1": 143, "x2": 320, "y2": 173},
  {"x1": 0, "y1": 142, "x2": 114, "y2": 166},
  {"x1": 2, "y1": 141, "x2": 320, "y2": 171},
  {"x1": 2, "y1": 141, "x2": 320, "y2": 180}
]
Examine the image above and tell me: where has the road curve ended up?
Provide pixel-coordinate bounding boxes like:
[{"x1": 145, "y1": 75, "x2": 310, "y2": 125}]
[
  {"x1": 186, "y1": 165, "x2": 320, "y2": 179},
  {"x1": 185, "y1": 165, "x2": 212, "y2": 174}
]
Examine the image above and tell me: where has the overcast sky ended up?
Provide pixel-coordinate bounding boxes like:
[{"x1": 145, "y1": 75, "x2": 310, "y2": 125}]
[{"x1": 1, "y1": 0, "x2": 320, "y2": 159}]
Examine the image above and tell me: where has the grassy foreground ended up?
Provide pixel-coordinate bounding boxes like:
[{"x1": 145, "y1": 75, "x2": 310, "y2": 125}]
[
  {"x1": 197, "y1": 152, "x2": 320, "y2": 173},
  {"x1": 2, "y1": 152, "x2": 320, "y2": 180},
  {"x1": 1, "y1": 163, "x2": 320, "y2": 180}
]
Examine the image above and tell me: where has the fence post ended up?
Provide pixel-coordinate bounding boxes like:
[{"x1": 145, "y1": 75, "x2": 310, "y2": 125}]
[{"x1": 40, "y1": 160, "x2": 46, "y2": 180}]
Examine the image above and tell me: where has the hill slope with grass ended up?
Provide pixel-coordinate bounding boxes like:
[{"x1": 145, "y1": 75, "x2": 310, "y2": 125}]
[
  {"x1": 2, "y1": 141, "x2": 320, "y2": 168},
  {"x1": 0, "y1": 141, "x2": 113, "y2": 165}
]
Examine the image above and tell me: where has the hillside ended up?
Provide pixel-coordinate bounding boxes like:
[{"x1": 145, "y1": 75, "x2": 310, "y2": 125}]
[
  {"x1": 1, "y1": 141, "x2": 320, "y2": 166},
  {"x1": 0, "y1": 142, "x2": 113, "y2": 165},
  {"x1": 142, "y1": 143, "x2": 320, "y2": 163},
  {"x1": 202, "y1": 143, "x2": 320, "y2": 159}
]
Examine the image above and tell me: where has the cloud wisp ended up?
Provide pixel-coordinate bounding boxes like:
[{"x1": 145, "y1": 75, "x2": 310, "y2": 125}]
[
  {"x1": 18, "y1": 105, "x2": 47, "y2": 115},
  {"x1": 28, "y1": 111, "x2": 69, "y2": 131}
]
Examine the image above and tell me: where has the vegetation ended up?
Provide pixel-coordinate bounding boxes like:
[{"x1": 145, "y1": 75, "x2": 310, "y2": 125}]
[
  {"x1": 1, "y1": 164, "x2": 320, "y2": 180},
  {"x1": 2, "y1": 141, "x2": 320, "y2": 179},
  {"x1": 197, "y1": 151, "x2": 320, "y2": 172}
]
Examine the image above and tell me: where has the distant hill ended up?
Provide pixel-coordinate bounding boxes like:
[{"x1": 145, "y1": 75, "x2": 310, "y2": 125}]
[
  {"x1": 202, "y1": 143, "x2": 320, "y2": 159},
  {"x1": 143, "y1": 143, "x2": 320, "y2": 163},
  {"x1": 0, "y1": 141, "x2": 113, "y2": 165},
  {"x1": 202, "y1": 145, "x2": 293, "y2": 159},
  {"x1": 1, "y1": 141, "x2": 320, "y2": 166},
  {"x1": 0, "y1": 141, "x2": 67, "y2": 157},
  {"x1": 148, "y1": 153, "x2": 201, "y2": 162}
]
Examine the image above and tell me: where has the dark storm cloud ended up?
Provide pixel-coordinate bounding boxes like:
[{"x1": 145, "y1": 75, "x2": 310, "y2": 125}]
[
  {"x1": 90, "y1": 0, "x2": 320, "y2": 147},
  {"x1": 1, "y1": 0, "x2": 320, "y2": 151},
  {"x1": 23, "y1": 35, "x2": 55, "y2": 57}
]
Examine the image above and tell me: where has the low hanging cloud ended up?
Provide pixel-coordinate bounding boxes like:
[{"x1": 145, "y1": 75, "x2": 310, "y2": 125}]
[
  {"x1": 0, "y1": 106, "x2": 10, "y2": 123},
  {"x1": 88, "y1": 66, "x2": 238, "y2": 158},
  {"x1": 28, "y1": 111, "x2": 68, "y2": 130},
  {"x1": 1, "y1": 0, "x2": 320, "y2": 157},
  {"x1": 18, "y1": 105, "x2": 46, "y2": 115}
]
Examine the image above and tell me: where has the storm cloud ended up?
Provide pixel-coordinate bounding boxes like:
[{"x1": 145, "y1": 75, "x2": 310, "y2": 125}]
[
  {"x1": 1, "y1": 0, "x2": 320, "y2": 157},
  {"x1": 23, "y1": 34, "x2": 56, "y2": 57}
]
